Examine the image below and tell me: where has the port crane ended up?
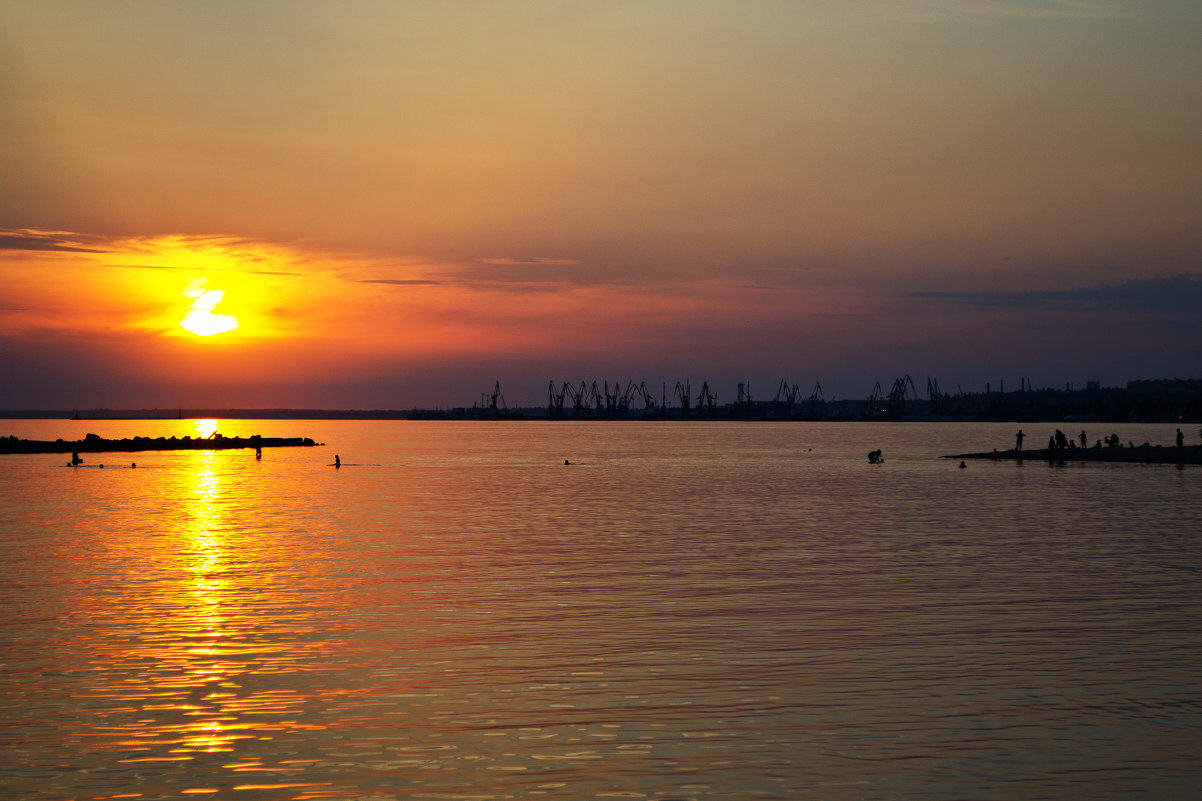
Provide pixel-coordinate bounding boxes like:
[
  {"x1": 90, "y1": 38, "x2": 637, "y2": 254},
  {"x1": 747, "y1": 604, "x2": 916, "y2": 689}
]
[
  {"x1": 547, "y1": 380, "x2": 587, "y2": 417},
  {"x1": 622, "y1": 381, "x2": 658, "y2": 415},
  {"x1": 569, "y1": 381, "x2": 588, "y2": 415},
  {"x1": 867, "y1": 381, "x2": 885, "y2": 416},
  {"x1": 547, "y1": 380, "x2": 567, "y2": 417},
  {"x1": 696, "y1": 381, "x2": 717, "y2": 413},
  {"x1": 674, "y1": 381, "x2": 691, "y2": 415},
  {"x1": 736, "y1": 382, "x2": 753, "y2": 409},
  {"x1": 604, "y1": 380, "x2": 621, "y2": 415},
  {"x1": 774, "y1": 380, "x2": 803, "y2": 416},
  {"x1": 584, "y1": 381, "x2": 604, "y2": 414},
  {"x1": 927, "y1": 376, "x2": 943, "y2": 412},
  {"x1": 808, "y1": 382, "x2": 824, "y2": 416},
  {"x1": 774, "y1": 380, "x2": 801, "y2": 404},
  {"x1": 480, "y1": 381, "x2": 507, "y2": 413},
  {"x1": 889, "y1": 375, "x2": 918, "y2": 416}
]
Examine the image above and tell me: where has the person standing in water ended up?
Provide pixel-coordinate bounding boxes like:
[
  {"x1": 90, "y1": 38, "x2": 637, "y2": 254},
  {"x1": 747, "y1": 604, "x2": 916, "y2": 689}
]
[
  {"x1": 1015, "y1": 430, "x2": 1025, "y2": 451},
  {"x1": 334, "y1": 454, "x2": 341, "y2": 468}
]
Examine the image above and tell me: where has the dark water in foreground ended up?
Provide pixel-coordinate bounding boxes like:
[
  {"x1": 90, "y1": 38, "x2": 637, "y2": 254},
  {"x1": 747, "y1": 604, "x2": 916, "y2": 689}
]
[{"x1": 1, "y1": 420, "x2": 1199, "y2": 800}]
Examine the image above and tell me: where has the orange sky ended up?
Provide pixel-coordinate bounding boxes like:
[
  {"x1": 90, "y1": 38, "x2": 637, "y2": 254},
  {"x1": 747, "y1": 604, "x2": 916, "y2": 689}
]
[{"x1": 2, "y1": 2, "x2": 1200, "y2": 408}]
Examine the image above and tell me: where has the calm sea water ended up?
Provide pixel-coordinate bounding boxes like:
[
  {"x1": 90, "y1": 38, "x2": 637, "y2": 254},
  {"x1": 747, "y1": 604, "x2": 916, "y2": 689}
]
[{"x1": 1, "y1": 419, "x2": 1199, "y2": 801}]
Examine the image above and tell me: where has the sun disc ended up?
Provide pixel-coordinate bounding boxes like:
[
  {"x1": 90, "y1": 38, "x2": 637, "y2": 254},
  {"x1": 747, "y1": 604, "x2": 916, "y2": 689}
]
[
  {"x1": 179, "y1": 284, "x2": 239, "y2": 337},
  {"x1": 181, "y1": 310, "x2": 239, "y2": 336}
]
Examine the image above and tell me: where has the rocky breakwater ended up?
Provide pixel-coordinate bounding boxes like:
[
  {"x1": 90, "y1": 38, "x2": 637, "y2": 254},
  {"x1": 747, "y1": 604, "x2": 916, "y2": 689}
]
[{"x1": 1, "y1": 432, "x2": 320, "y2": 454}]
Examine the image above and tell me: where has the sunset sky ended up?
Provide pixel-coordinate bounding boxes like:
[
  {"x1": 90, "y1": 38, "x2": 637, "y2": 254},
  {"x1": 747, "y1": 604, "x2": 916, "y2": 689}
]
[{"x1": 2, "y1": 1, "x2": 1200, "y2": 410}]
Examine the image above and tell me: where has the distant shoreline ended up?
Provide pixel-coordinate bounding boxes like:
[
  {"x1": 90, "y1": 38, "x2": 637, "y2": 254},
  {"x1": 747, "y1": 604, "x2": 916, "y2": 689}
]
[
  {"x1": 0, "y1": 408, "x2": 1199, "y2": 424},
  {"x1": 4, "y1": 378, "x2": 1199, "y2": 422},
  {"x1": 3, "y1": 409, "x2": 1201, "y2": 424}
]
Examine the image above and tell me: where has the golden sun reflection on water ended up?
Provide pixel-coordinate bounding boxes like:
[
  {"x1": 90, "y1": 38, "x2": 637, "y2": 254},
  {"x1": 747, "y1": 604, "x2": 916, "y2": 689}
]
[
  {"x1": 88, "y1": 447, "x2": 337, "y2": 794},
  {"x1": 188, "y1": 449, "x2": 224, "y2": 579},
  {"x1": 191, "y1": 418, "x2": 221, "y2": 440}
]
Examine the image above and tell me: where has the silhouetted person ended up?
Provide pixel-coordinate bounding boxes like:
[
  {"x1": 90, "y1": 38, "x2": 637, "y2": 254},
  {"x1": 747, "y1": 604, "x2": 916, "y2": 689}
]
[
  {"x1": 1176, "y1": 429, "x2": 1184, "y2": 450},
  {"x1": 958, "y1": 460, "x2": 967, "y2": 469},
  {"x1": 131, "y1": 462, "x2": 136, "y2": 469},
  {"x1": 1048, "y1": 435, "x2": 1056, "y2": 451},
  {"x1": 334, "y1": 454, "x2": 341, "y2": 468},
  {"x1": 71, "y1": 451, "x2": 82, "y2": 466},
  {"x1": 564, "y1": 459, "x2": 571, "y2": 465},
  {"x1": 255, "y1": 446, "x2": 262, "y2": 460},
  {"x1": 1080, "y1": 430, "x2": 1087, "y2": 448},
  {"x1": 1055, "y1": 429, "x2": 1068, "y2": 451},
  {"x1": 1015, "y1": 430, "x2": 1025, "y2": 451},
  {"x1": 867, "y1": 449, "x2": 882, "y2": 464}
]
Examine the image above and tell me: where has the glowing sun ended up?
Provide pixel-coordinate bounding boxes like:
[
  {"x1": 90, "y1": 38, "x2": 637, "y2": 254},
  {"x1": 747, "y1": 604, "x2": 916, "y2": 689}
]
[{"x1": 180, "y1": 281, "x2": 238, "y2": 337}]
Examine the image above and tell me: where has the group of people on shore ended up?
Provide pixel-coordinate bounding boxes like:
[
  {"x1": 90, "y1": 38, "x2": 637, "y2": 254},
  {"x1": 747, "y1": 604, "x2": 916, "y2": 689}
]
[{"x1": 1015, "y1": 427, "x2": 1195, "y2": 452}]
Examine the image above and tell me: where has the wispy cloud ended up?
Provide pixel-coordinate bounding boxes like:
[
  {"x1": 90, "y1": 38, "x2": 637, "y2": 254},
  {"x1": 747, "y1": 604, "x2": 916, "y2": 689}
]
[
  {"x1": 358, "y1": 276, "x2": 584, "y2": 294},
  {"x1": 908, "y1": 274, "x2": 1202, "y2": 316},
  {"x1": 479, "y1": 257, "x2": 581, "y2": 266},
  {"x1": 112, "y1": 263, "x2": 305, "y2": 278},
  {"x1": 358, "y1": 278, "x2": 443, "y2": 286},
  {"x1": 932, "y1": 0, "x2": 1128, "y2": 20},
  {"x1": 0, "y1": 229, "x2": 105, "y2": 253}
]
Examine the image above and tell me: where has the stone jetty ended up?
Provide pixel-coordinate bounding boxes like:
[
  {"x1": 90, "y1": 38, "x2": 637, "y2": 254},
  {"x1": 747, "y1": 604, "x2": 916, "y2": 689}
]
[{"x1": 0, "y1": 432, "x2": 319, "y2": 454}]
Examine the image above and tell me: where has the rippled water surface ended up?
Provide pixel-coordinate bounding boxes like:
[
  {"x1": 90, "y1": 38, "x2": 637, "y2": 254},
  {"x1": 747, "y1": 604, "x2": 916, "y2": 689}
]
[{"x1": 2, "y1": 419, "x2": 1200, "y2": 800}]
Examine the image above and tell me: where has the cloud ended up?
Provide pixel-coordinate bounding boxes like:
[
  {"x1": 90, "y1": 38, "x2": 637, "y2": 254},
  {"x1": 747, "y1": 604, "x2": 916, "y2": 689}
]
[
  {"x1": 359, "y1": 276, "x2": 584, "y2": 294},
  {"x1": 479, "y1": 257, "x2": 581, "y2": 266},
  {"x1": 0, "y1": 229, "x2": 105, "y2": 253},
  {"x1": 934, "y1": 0, "x2": 1128, "y2": 21},
  {"x1": 358, "y1": 279, "x2": 443, "y2": 286},
  {"x1": 907, "y1": 274, "x2": 1202, "y2": 316},
  {"x1": 114, "y1": 263, "x2": 304, "y2": 277},
  {"x1": 463, "y1": 281, "x2": 573, "y2": 294}
]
